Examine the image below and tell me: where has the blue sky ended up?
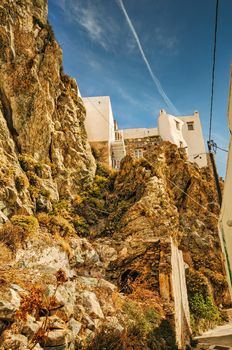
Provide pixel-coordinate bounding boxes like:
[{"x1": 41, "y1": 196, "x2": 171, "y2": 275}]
[{"x1": 48, "y1": 0, "x2": 232, "y2": 177}]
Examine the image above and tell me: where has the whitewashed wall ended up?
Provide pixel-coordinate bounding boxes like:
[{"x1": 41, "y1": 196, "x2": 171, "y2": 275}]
[
  {"x1": 219, "y1": 68, "x2": 232, "y2": 291},
  {"x1": 121, "y1": 127, "x2": 158, "y2": 139},
  {"x1": 178, "y1": 112, "x2": 207, "y2": 167},
  {"x1": 158, "y1": 110, "x2": 188, "y2": 151},
  {"x1": 83, "y1": 96, "x2": 115, "y2": 143},
  {"x1": 158, "y1": 110, "x2": 208, "y2": 167}
]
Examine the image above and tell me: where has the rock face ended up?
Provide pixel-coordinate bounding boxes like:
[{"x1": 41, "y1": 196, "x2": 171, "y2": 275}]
[
  {"x1": 0, "y1": 0, "x2": 95, "y2": 218},
  {"x1": 92, "y1": 147, "x2": 230, "y2": 337},
  {"x1": 0, "y1": 1, "x2": 230, "y2": 350}
]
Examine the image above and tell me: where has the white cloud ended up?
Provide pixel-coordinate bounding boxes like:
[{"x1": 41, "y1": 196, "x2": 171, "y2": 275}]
[
  {"x1": 77, "y1": 5, "x2": 109, "y2": 50},
  {"x1": 54, "y1": 0, "x2": 127, "y2": 52},
  {"x1": 87, "y1": 57, "x2": 102, "y2": 71},
  {"x1": 155, "y1": 27, "x2": 178, "y2": 51}
]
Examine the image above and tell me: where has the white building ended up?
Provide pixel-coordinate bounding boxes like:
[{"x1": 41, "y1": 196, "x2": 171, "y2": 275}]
[
  {"x1": 83, "y1": 96, "x2": 116, "y2": 166},
  {"x1": 83, "y1": 96, "x2": 207, "y2": 169},
  {"x1": 158, "y1": 109, "x2": 207, "y2": 168},
  {"x1": 83, "y1": 96, "x2": 115, "y2": 143},
  {"x1": 219, "y1": 68, "x2": 232, "y2": 291}
]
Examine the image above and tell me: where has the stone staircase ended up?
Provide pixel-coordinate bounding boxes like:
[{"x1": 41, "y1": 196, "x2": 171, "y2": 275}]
[{"x1": 111, "y1": 130, "x2": 126, "y2": 169}]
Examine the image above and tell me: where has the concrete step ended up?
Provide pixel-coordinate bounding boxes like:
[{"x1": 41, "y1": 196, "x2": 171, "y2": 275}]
[
  {"x1": 195, "y1": 343, "x2": 232, "y2": 350},
  {"x1": 195, "y1": 324, "x2": 232, "y2": 348}
]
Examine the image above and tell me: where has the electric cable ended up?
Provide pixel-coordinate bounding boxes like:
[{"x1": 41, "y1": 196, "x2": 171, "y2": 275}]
[
  {"x1": 78, "y1": 176, "x2": 219, "y2": 218},
  {"x1": 166, "y1": 176, "x2": 219, "y2": 218},
  {"x1": 215, "y1": 145, "x2": 228, "y2": 153},
  {"x1": 208, "y1": 0, "x2": 219, "y2": 142}
]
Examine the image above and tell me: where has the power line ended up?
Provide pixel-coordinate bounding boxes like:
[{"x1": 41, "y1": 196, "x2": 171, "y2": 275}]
[
  {"x1": 215, "y1": 145, "x2": 228, "y2": 153},
  {"x1": 189, "y1": 152, "x2": 208, "y2": 157},
  {"x1": 208, "y1": 140, "x2": 228, "y2": 154},
  {"x1": 166, "y1": 176, "x2": 219, "y2": 217},
  {"x1": 208, "y1": 0, "x2": 219, "y2": 142},
  {"x1": 207, "y1": 0, "x2": 222, "y2": 207},
  {"x1": 89, "y1": 176, "x2": 219, "y2": 219}
]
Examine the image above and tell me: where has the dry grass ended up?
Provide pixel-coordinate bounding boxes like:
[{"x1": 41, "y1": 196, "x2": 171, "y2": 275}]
[
  {"x1": 0, "y1": 222, "x2": 26, "y2": 252},
  {"x1": 53, "y1": 233, "x2": 73, "y2": 258},
  {"x1": 0, "y1": 268, "x2": 57, "y2": 292}
]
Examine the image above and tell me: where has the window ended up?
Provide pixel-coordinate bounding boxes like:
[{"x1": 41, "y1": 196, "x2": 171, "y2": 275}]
[
  {"x1": 175, "y1": 121, "x2": 180, "y2": 130},
  {"x1": 134, "y1": 148, "x2": 143, "y2": 159},
  {"x1": 187, "y1": 121, "x2": 194, "y2": 131},
  {"x1": 112, "y1": 158, "x2": 121, "y2": 169},
  {"x1": 115, "y1": 131, "x2": 121, "y2": 140}
]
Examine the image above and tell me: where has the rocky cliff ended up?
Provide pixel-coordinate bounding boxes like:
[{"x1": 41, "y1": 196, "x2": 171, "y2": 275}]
[
  {"x1": 0, "y1": 0, "x2": 95, "y2": 218},
  {"x1": 0, "y1": 1, "x2": 230, "y2": 350}
]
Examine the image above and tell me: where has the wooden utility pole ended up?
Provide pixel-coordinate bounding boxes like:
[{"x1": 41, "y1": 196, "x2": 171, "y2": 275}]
[{"x1": 207, "y1": 140, "x2": 222, "y2": 207}]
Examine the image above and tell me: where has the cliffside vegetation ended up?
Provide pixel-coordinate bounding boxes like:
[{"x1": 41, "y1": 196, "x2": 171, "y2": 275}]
[{"x1": 0, "y1": 0, "x2": 230, "y2": 349}]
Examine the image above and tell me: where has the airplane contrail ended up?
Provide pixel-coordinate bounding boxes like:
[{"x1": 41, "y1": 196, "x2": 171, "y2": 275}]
[{"x1": 117, "y1": 0, "x2": 179, "y2": 115}]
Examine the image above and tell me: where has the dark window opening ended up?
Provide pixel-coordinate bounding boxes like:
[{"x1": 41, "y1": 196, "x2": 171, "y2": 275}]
[{"x1": 187, "y1": 121, "x2": 194, "y2": 130}]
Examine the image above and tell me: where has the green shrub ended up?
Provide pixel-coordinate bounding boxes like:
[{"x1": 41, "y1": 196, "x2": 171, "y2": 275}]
[
  {"x1": 187, "y1": 269, "x2": 209, "y2": 300},
  {"x1": 148, "y1": 320, "x2": 178, "y2": 350},
  {"x1": 200, "y1": 268, "x2": 228, "y2": 290},
  {"x1": 123, "y1": 301, "x2": 159, "y2": 338},
  {"x1": 95, "y1": 175, "x2": 109, "y2": 185},
  {"x1": 37, "y1": 212, "x2": 51, "y2": 226},
  {"x1": 27, "y1": 171, "x2": 40, "y2": 187},
  {"x1": 19, "y1": 154, "x2": 43, "y2": 177},
  {"x1": 19, "y1": 154, "x2": 37, "y2": 172},
  {"x1": 82, "y1": 167, "x2": 111, "y2": 200},
  {"x1": 29, "y1": 186, "x2": 40, "y2": 199},
  {"x1": 122, "y1": 300, "x2": 177, "y2": 349},
  {"x1": 96, "y1": 162, "x2": 111, "y2": 178},
  {"x1": 15, "y1": 175, "x2": 28, "y2": 192},
  {"x1": 88, "y1": 182, "x2": 101, "y2": 198},
  {"x1": 39, "y1": 188, "x2": 50, "y2": 198},
  {"x1": 72, "y1": 215, "x2": 89, "y2": 236},
  {"x1": 52, "y1": 200, "x2": 71, "y2": 217},
  {"x1": 85, "y1": 326, "x2": 125, "y2": 350},
  {"x1": 186, "y1": 269, "x2": 221, "y2": 334},
  {"x1": 34, "y1": 163, "x2": 43, "y2": 177},
  {"x1": 189, "y1": 293, "x2": 219, "y2": 322},
  {"x1": 0, "y1": 167, "x2": 15, "y2": 186},
  {"x1": 11, "y1": 215, "x2": 39, "y2": 235},
  {"x1": 49, "y1": 215, "x2": 75, "y2": 237}
]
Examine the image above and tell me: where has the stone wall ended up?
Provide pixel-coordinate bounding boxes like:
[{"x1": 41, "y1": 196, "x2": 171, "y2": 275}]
[
  {"x1": 124, "y1": 135, "x2": 161, "y2": 159},
  {"x1": 90, "y1": 141, "x2": 111, "y2": 168}
]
